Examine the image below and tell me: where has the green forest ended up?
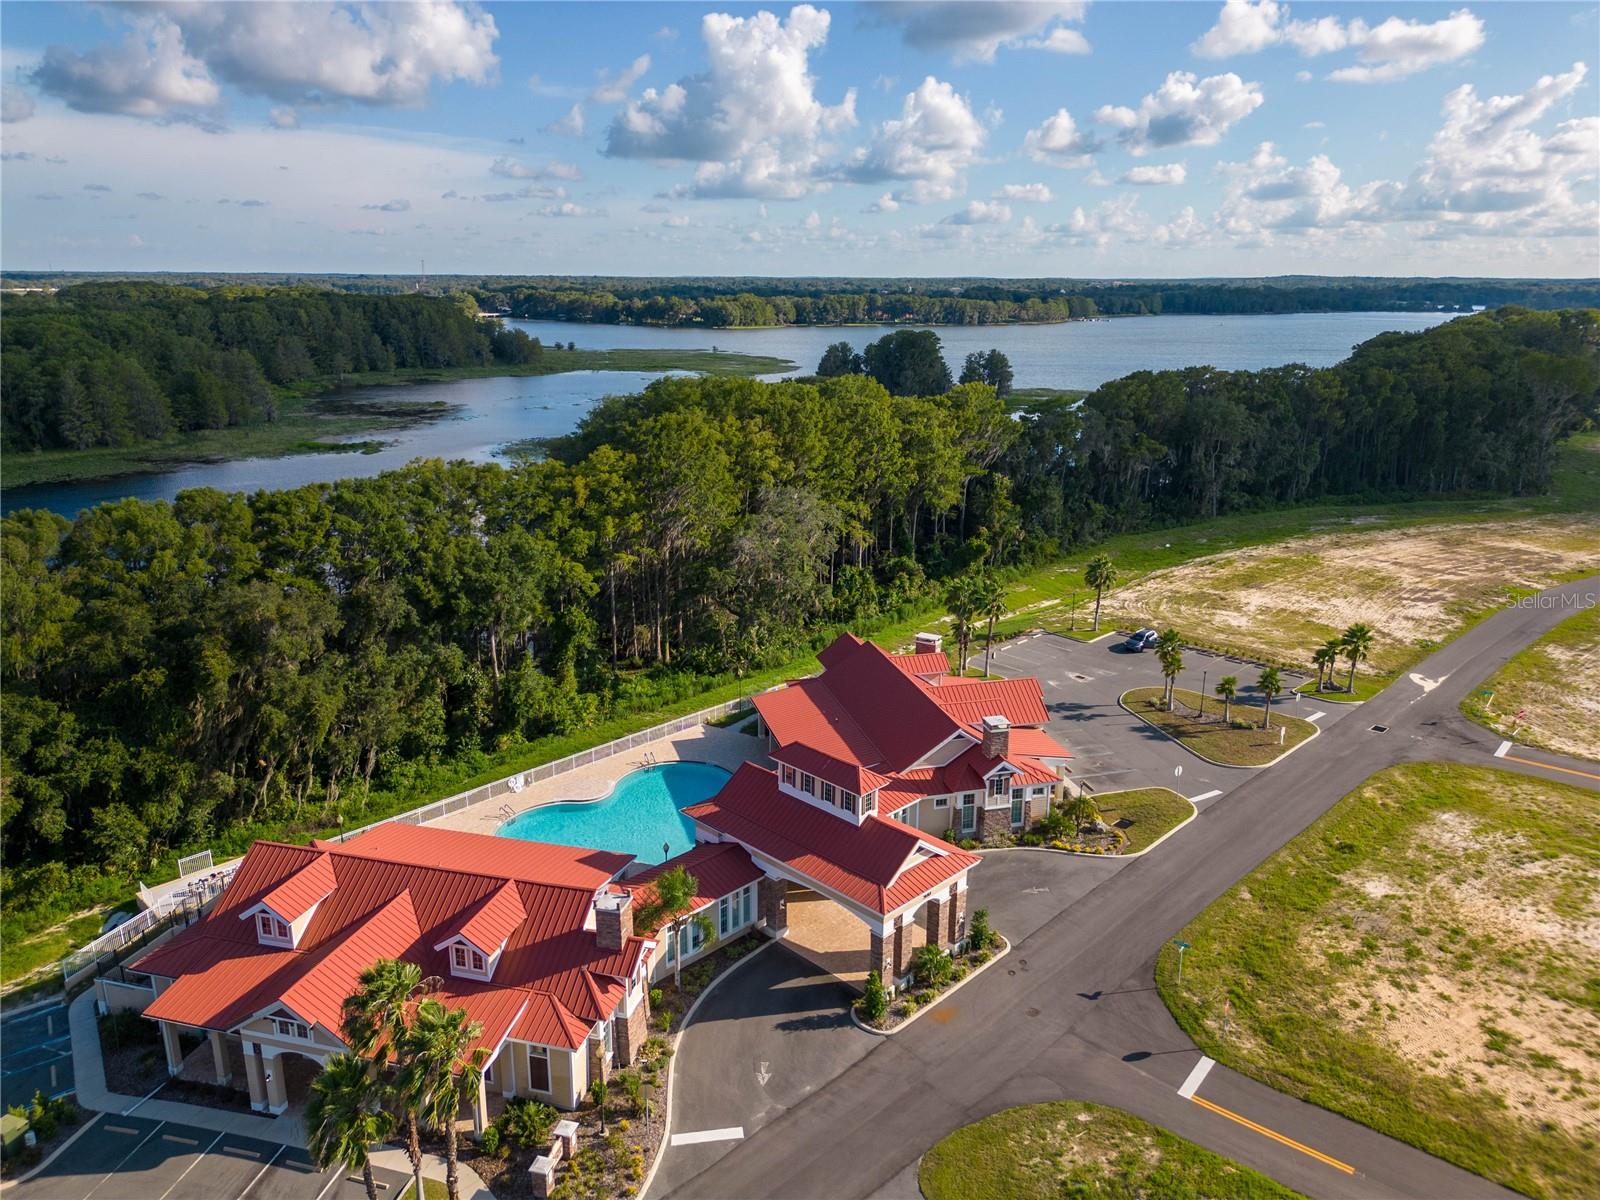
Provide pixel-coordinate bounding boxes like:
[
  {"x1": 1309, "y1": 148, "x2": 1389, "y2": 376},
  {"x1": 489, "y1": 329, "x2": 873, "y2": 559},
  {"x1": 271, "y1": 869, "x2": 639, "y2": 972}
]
[
  {"x1": 2, "y1": 306, "x2": 1596, "y2": 956},
  {"x1": 0, "y1": 283, "x2": 543, "y2": 452}
]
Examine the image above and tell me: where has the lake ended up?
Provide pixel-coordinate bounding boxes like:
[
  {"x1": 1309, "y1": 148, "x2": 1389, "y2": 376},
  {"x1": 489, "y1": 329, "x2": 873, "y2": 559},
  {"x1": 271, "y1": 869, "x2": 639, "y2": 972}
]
[{"x1": 3, "y1": 311, "x2": 1452, "y2": 517}]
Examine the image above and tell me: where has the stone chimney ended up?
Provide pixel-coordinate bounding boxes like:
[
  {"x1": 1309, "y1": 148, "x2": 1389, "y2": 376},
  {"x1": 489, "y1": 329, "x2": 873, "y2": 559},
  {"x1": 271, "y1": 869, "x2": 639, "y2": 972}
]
[
  {"x1": 981, "y1": 715, "x2": 1010, "y2": 759},
  {"x1": 914, "y1": 632, "x2": 943, "y2": 654},
  {"x1": 595, "y1": 889, "x2": 632, "y2": 951}
]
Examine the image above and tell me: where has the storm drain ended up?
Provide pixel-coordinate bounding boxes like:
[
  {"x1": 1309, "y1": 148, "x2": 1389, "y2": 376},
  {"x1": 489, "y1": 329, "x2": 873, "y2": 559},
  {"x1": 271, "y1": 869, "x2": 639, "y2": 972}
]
[
  {"x1": 1369, "y1": 724, "x2": 1389, "y2": 733},
  {"x1": 1070, "y1": 672, "x2": 1092, "y2": 682}
]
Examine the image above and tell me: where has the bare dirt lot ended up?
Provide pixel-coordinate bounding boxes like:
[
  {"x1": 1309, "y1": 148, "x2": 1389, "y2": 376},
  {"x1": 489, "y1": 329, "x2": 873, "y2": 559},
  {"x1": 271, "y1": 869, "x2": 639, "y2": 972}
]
[
  {"x1": 1103, "y1": 517, "x2": 1600, "y2": 677},
  {"x1": 1464, "y1": 599, "x2": 1600, "y2": 761}
]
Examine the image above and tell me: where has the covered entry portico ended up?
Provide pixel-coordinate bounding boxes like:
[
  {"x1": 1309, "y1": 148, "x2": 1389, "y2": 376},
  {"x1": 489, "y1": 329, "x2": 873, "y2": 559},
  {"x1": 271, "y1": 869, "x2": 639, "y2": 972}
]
[{"x1": 686, "y1": 763, "x2": 981, "y2": 997}]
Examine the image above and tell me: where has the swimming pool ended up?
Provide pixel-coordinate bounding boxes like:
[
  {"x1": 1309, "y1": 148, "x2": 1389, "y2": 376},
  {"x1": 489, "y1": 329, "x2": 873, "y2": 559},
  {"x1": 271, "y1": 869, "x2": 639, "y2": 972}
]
[{"x1": 496, "y1": 761, "x2": 732, "y2": 864}]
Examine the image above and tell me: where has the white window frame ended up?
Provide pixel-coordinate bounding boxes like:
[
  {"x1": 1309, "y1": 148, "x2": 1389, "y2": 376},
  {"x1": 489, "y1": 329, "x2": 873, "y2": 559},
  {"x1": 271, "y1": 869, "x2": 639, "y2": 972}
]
[
  {"x1": 718, "y1": 894, "x2": 732, "y2": 937},
  {"x1": 800, "y1": 772, "x2": 815, "y2": 796},
  {"x1": 526, "y1": 1045, "x2": 551, "y2": 1094},
  {"x1": 256, "y1": 912, "x2": 291, "y2": 943},
  {"x1": 821, "y1": 780, "x2": 836, "y2": 806},
  {"x1": 271, "y1": 1017, "x2": 310, "y2": 1040},
  {"x1": 452, "y1": 943, "x2": 488, "y2": 975},
  {"x1": 1010, "y1": 794, "x2": 1025, "y2": 827},
  {"x1": 839, "y1": 790, "x2": 857, "y2": 815},
  {"x1": 933, "y1": 795, "x2": 950, "y2": 809},
  {"x1": 781, "y1": 764, "x2": 796, "y2": 787},
  {"x1": 960, "y1": 793, "x2": 977, "y2": 833},
  {"x1": 741, "y1": 884, "x2": 755, "y2": 927},
  {"x1": 988, "y1": 774, "x2": 1010, "y2": 798}
]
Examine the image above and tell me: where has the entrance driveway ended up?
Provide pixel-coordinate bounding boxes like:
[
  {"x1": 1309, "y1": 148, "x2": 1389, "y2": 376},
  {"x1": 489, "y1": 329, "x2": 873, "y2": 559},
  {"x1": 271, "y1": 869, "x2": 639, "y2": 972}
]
[
  {"x1": 987, "y1": 632, "x2": 1352, "y2": 805},
  {"x1": 8, "y1": 1114, "x2": 411, "y2": 1200}
]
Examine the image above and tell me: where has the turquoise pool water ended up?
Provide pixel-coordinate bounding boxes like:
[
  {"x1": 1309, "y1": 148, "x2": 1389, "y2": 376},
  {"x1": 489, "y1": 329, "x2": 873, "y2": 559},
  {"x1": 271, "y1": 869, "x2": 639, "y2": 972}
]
[{"x1": 496, "y1": 761, "x2": 732, "y2": 864}]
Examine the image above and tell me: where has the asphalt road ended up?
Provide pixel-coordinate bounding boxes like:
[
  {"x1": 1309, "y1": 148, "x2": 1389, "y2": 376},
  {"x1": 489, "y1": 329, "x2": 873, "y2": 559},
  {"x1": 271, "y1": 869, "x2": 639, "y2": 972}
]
[
  {"x1": 8, "y1": 1114, "x2": 409, "y2": 1200},
  {"x1": 658, "y1": 576, "x2": 1599, "y2": 1200}
]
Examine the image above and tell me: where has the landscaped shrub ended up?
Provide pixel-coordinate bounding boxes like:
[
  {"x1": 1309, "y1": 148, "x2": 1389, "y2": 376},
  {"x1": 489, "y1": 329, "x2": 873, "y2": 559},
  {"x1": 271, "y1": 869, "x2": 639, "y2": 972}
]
[
  {"x1": 858, "y1": 970, "x2": 889, "y2": 1023},
  {"x1": 480, "y1": 1125, "x2": 501, "y2": 1158},
  {"x1": 967, "y1": 908, "x2": 994, "y2": 952},
  {"x1": 911, "y1": 944, "x2": 954, "y2": 990},
  {"x1": 648, "y1": 987, "x2": 663, "y2": 1010},
  {"x1": 501, "y1": 1097, "x2": 557, "y2": 1149}
]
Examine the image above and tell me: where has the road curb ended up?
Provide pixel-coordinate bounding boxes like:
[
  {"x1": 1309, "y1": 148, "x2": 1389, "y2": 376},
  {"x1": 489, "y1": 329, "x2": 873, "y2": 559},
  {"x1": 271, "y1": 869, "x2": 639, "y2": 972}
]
[
  {"x1": 639, "y1": 936, "x2": 779, "y2": 1200},
  {"x1": 849, "y1": 935, "x2": 1011, "y2": 1038},
  {"x1": 1117, "y1": 691, "x2": 1321, "y2": 770}
]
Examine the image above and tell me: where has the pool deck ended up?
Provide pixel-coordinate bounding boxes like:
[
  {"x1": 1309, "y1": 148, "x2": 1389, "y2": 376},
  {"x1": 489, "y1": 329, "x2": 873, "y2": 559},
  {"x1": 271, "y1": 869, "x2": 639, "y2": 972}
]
[{"x1": 426, "y1": 721, "x2": 768, "y2": 838}]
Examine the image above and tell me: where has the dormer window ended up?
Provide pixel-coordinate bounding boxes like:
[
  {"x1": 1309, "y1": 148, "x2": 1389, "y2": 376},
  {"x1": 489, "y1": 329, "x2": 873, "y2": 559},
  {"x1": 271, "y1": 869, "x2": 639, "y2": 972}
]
[
  {"x1": 988, "y1": 772, "x2": 1012, "y2": 797},
  {"x1": 821, "y1": 781, "x2": 836, "y2": 806},
  {"x1": 254, "y1": 911, "x2": 292, "y2": 945},
  {"x1": 452, "y1": 943, "x2": 487, "y2": 974},
  {"x1": 800, "y1": 772, "x2": 815, "y2": 796},
  {"x1": 781, "y1": 765, "x2": 796, "y2": 788}
]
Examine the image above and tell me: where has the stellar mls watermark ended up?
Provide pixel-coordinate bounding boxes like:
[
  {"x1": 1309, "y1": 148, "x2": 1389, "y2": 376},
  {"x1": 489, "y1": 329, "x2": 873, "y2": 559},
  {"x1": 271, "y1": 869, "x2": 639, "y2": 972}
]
[{"x1": 1506, "y1": 590, "x2": 1597, "y2": 610}]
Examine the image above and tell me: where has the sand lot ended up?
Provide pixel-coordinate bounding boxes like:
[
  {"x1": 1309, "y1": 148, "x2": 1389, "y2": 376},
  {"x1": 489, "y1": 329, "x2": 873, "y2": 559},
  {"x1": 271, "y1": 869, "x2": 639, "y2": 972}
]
[
  {"x1": 1104, "y1": 516, "x2": 1600, "y2": 675},
  {"x1": 1465, "y1": 599, "x2": 1600, "y2": 761}
]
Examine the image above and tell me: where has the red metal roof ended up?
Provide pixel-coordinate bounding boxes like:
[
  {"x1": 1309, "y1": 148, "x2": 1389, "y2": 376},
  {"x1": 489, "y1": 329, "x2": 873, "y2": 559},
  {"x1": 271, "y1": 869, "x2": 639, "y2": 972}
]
[
  {"x1": 257, "y1": 852, "x2": 336, "y2": 923},
  {"x1": 623, "y1": 843, "x2": 764, "y2": 933},
  {"x1": 769, "y1": 743, "x2": 894, "y2": 797},
  {"x1": 686, "y1": 764, "x2": 978, "y2": 916},
  {"x1": 133, "y1": 826, "x2": 648, "y2": 1053},
  {"x1": 924, "y1": 677, "x2": 1051, "y2": 727},
  {"x1": 440, "y1": 880, "x2": 526, "y2": 955},
  {"x1": 888, "y1": 650, "x2": 950, "y2": 678}
]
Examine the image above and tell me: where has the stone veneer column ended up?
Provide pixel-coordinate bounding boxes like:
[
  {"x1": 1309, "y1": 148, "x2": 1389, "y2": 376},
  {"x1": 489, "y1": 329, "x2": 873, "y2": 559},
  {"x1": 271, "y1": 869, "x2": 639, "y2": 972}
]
[
  {"x1": 924, "y1": 896, "x2": 947, "y2": 951},
  {"x1": 892, "y1": 915, "x2": 914, "y2": 981},
  {"x1": 614, "y1": 999, "x2": 649, "y2": 1067},
  {"x1": 950, "y1": 880, "x2": 967, "y2": 946},
  {"x1": 867, "y1": 928, "x2": 893, "y2": 986},
  {"x1": 587, "y1": 1035, "x2": 609, "y2": 1089},
  {"x1": 758, "y1": 876, "x2": 788, "y2": 935}
]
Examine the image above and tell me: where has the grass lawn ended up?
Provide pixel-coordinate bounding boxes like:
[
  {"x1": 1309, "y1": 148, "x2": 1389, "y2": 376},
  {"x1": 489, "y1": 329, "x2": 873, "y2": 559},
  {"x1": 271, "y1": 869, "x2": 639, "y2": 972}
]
[
  {"x1": 1157, "y1": 763, "x2": 1600, "y2": 1200},
  {"x1": 1295, "y1": 675, "x2": 1385, "y2": 703},
  {"x1": 1, "y1": 346, "x2": 792, "y2": 488},
  {"x1": 1461, "y1": 599, "x2": 1600, "y2": 762},
  {"x1": 1122, "y1": 688, "x2": 1317, "y2": 766},
  {"x1": 919, "y1": 1101, "x2": 1305, "y2": 1200},
  {"x1": 398, "y1": 1178, "x2": 448, "y2": 1200},
  {"x1": 1094, "y1": 788, "x2": 1195, "y2": 853}
]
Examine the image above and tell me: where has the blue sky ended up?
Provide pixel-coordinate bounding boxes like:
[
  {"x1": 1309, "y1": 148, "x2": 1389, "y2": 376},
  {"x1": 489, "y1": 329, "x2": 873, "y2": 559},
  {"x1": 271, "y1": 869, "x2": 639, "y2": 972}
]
[{"x1": 2, "y1": 1, "x2": 1596, "y2": 276}]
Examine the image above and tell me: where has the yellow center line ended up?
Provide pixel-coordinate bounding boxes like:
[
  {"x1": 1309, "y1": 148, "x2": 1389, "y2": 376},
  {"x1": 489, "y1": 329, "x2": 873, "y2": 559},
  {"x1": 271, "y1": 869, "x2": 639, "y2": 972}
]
[
  {"x1": 1190, "y1": 1095, "x2": 1356, "y2": 1175},
  {"x1": 1502, "y1": 754, "x2": 1600, "y2": 782}
]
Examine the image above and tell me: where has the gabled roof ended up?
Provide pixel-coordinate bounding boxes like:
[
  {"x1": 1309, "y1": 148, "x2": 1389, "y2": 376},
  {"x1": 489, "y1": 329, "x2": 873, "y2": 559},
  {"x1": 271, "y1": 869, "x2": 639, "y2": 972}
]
[
  {"x1": 770, "y1": 743, "x2": 894, "y2": 797},
  {"x1": 435, "y1": 879, "x2": 525, "y2": 955},
  {"x1": 888, "y1": 650, "x2": 950, "y2": 678},
  {"x1": 622, "y1": 842, "x2": 765, "y2": 934},
  {"x1": 133, "y1": 825, "x2": 649, "y2": 1053},
  {"x1": 923, "y1": 677, "x2": 1051, "y2": 728},
  {"x1": 255, "y1": 852, "x2": 337, "y2": 923},
  {"x1": 686, "y1": 764, "x2": 978, "y2": 916}
]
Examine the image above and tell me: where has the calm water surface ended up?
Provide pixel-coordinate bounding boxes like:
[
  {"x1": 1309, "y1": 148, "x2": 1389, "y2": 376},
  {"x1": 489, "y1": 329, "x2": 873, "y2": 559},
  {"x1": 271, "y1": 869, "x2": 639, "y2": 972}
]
[{"x1": 3, "y1": 312, "x2": 1451, "y2": 517}]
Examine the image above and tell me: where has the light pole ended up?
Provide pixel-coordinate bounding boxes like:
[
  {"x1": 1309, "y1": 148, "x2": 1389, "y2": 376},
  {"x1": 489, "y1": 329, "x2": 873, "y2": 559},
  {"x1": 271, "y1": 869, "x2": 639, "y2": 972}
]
[
  {"x1": 1172, "y1": 938, "x2": 1190, "y2": 989},
  {"x1": 1200, "y1": 668, "x2": 1208, "y2": 717}
]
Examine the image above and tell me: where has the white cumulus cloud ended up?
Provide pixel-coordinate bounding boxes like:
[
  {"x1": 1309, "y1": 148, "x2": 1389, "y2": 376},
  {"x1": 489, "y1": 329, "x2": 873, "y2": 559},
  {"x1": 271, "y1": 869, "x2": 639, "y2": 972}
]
[
  {"x1": 603, "y1": 4, "x2": 856, "y2": 200},
  {"x1": 1095, "y1": 70, "x2": 1264, "y2": 154},
  {"x1": 863, "y1": 1, "x2": 1091, "y2": 63},
  {"x1": 544, "y1": 102, "x2": 584, "y2": 137},
  {"x1": 994, "y1": 182, "x2": 1053, "y2": 202},
  {"x1": 842, "y1": 75, "x2": 987, "y2": 203},
  {"x1": 1022, "y1": 107, "x2": 1100, "y2": 168},
  {"x1": 590, "y1": 54, "x2": 650, "y2": 103},
  {"x1": 1120, "y1": 162, "x2": 1188, "y2": 185},
  {"x1": 942, "y1": 199, "x2": 1012, "y2": 224}
]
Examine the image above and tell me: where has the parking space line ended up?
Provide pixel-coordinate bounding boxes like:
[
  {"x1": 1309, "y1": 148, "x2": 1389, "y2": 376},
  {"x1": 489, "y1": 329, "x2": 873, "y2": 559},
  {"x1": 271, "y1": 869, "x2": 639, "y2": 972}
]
[
  {"x1": 312, "y1": 1162, "x2": 346, "y2": 1200},
  {"x1": 157, "y1": 1129, "x2": 224, "y2": 1200},
  {"x1": 670, "y1": 1126, "x2": 746, "y2": 1146},
  {"x1": 238, "y1": 1142, "x2": 286, "y2": 1198},
  {"x1": 84, "y1": 1120, "x2": 166, "y2": 1200},
  {"x1": 1187, "y1": 789, "x2": 1221, "y2": 804},
  {"x1": 1306, "y1": 711, "x2": 1325, "y2": 722}
]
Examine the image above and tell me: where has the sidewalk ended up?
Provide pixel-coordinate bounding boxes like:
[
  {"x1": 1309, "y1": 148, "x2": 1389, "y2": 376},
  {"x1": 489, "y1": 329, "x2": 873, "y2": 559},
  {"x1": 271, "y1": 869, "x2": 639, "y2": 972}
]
[{"x1": 67, "y1": 991, "x2": 494, "y2": 1198}]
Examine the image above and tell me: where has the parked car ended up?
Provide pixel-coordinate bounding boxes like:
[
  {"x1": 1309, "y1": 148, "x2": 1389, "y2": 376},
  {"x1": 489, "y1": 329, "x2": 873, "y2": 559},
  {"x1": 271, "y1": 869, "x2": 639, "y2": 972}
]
[{"x1": 1123, "y1": 628, "x2": 1159, "y2": 652}]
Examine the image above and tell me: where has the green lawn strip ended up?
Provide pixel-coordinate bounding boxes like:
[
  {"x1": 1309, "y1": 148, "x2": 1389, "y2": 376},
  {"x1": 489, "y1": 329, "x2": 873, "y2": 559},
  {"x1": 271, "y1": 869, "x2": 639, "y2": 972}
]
[
  {"x1": 2, "y1": 348, "x2": 792, "y2": 489},
  {"x1": 1295, "y1": 675, "x2": 1386, "y2": 703},
  {"x1": 1122, "y1": 688, "x2": 1316, "y2": 766},
  {"x1": 397, "y1": 1178, "x2": 448, "y2": 1200},
  {"x1": 1093, "y1": 788, "x2": 1194, "y2": 853},
  {"x1": 1461, "y1": 600, "x2": 1600, "y2": 760},
  {"x1": 1156, "y1": 763, "x2": 1600, "y2": 1200},
  {"x1": 919, "y1": 1100, "x2": 1306, "y2": 1200}
]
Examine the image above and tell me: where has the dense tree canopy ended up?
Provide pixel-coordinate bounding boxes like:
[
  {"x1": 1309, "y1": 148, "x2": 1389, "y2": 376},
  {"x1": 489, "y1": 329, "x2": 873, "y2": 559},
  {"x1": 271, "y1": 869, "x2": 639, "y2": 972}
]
[
  {"x1": 0, "y1": 284, "x2": 542, "y2": 452},
  {"x1": 1, "y1": 305, "x2": 1594, "y2": 941}
]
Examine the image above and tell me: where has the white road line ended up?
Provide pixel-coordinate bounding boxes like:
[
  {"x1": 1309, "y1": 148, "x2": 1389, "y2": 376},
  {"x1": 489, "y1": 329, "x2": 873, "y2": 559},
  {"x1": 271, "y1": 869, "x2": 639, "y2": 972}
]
[
  {"x1": 156, "y1": 1129, "x2": 224, "y2": 1200},
  {"x1": 237, "y1": 1142, "x2": 285, "y2": 1200},
  {"x1": 1177, "y1": 1055, "x2": 1215, "y2": 1100},
  {"x1": 1494, "y1": 740, "x2": 1512, "y2": 758},
  {"x1": 1306, "y1": 711, "x2": 1325, "y2": 723},
  {"x1": 1187, "y1": 789, "x2": 1222, "y2": 804},
  {"x1": 83, "y1": 1121, "x2": 166, "y2": 1200},
  {"x1": 670, "y1": 1127, "x2": 746, "y2": 1147}
]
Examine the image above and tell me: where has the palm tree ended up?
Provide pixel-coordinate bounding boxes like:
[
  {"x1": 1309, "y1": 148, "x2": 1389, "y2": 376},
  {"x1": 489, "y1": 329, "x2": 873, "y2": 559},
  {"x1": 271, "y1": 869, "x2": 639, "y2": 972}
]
[
  {"x1": 1083, "y1": 554, "x2": 1117, "y2": 632},
  {"x1": 343, "y1": 959, "x2": 432, "y2": 1200},
  {"x1": 1156, "y1": 629, "x2": 1183, "y2": 710},
  {"x1": 407, "y1": 1000, "x2": 488, "y2": 1200},
  {"x1": 1215, "y1": 675, "x2": 1238, "y2": 723},
  {"x1": 307, "y1": 1054, "x2": 396, "y2": 1200},
  {"x1": 975, "y1": 572, "x2": 1006, "y2": 677},
  {"x1": 944, "y1": 574, "x2": 982, "y2": 673},
  {"x1": 1312, "y1": 638, "x2": 1342, "y2": 693},
  {"x1": 646, "y1": 864, "x2": 703, "y2": 990},
  {"x1": 1257, "y1": 667, "x2": 1283, "y2": 730},
  {"x1": 1340, "y1": 623, "x2": 1374, "y2": 693}
]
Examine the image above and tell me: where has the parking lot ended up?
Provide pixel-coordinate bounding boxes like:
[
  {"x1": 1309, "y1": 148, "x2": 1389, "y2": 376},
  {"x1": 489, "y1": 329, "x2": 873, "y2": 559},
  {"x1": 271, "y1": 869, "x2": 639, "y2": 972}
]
[
  {"x1": 10, "y1": 1115, "x2": 410, "y2": 1200},
  {"x1": 1, "y1": 1003, "x2": 74, "y2": 1108},
  {"x1": 988, "y1": 631, "x2": 1353, "y2": 807}
]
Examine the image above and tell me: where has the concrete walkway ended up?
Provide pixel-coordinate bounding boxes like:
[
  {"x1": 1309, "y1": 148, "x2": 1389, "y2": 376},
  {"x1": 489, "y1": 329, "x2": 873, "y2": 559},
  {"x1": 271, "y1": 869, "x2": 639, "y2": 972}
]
[{"x1": 67, "y1": 990, "x2": 493, "y2": 1199}]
